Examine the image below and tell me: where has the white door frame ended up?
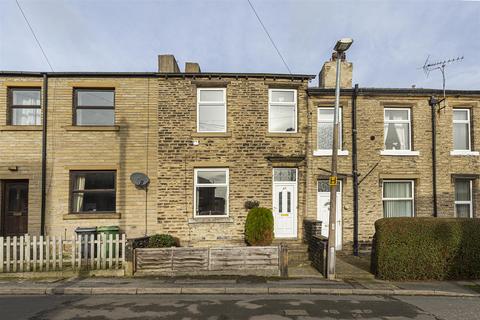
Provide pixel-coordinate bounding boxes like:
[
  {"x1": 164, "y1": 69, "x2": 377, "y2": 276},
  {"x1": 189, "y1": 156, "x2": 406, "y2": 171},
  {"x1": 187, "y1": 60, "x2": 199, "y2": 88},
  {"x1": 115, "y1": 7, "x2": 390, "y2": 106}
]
[
  {"x1": 317, "y1": 179, "x2": 342, "y2": 250},
  {"x1": 272, "y1": 168, "x2": 298, "y2": 238}
]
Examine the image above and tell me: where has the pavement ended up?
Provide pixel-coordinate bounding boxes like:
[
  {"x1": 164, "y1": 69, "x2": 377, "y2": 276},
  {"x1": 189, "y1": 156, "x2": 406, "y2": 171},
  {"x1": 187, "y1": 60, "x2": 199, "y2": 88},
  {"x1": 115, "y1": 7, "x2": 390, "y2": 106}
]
[
  {"x1": 0, "y1": 276, "x2": 479, "y2": 297},
  {"x1": 2, "y1": 294, "x2": 480, "y2": 320}
]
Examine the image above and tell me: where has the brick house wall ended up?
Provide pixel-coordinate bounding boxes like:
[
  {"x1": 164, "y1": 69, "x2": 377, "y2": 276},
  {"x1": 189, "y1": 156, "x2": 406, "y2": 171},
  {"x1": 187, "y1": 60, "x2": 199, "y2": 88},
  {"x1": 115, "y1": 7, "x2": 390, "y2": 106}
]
[
  {"x1": 1, "y1": 66, "x2": 478, "y2": 251},
  {"x1": 0, "y1": 77, "x2": 44, "y2": 235},
  {"x1": 308, "y1": 90, "x2": 480, "y2": 249},
  {"x1": 0, "y1": 75, "x2": 159, "y2": 238},
  {"x1": 156, "y1": 76, "x2": 310, "y2": 246}
]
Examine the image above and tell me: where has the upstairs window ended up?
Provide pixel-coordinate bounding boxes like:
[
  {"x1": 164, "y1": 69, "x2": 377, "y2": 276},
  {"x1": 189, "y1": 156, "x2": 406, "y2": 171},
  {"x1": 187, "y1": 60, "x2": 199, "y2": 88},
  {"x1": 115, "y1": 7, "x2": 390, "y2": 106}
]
[
  {"x1": 197, "y1": 88, "x2": 226, "y2": 132},
  {"x1": 194, "y1": 169, "x2": 229, "y2": 217},
  {"x1": 269, "y1": 89, "x2": 297, "y2": 133},
  {"x1": 455, "y1": 179, "x2": 473, "y2": 218},
  {"x1": 70, "y1": 171, "x2": 116, "y2": 213},
  {"x1": 9, "y1": 88, "x2": 41, "y2": 125},
  {"x1": 453, "y1": 109, "x2": 471, "y2": 151},
  {"x1": 317, "y1": 107, "x2": 342, "y2": 150},
  {"x1": 382, "y1": 180, "x2": 414, "y2": 217},
  {"x1": 74, "y1": 89, "x2": 115, "y2": 125},
  {"x1": 384, "y1": 108, "x2": 411, "y2": 151}
]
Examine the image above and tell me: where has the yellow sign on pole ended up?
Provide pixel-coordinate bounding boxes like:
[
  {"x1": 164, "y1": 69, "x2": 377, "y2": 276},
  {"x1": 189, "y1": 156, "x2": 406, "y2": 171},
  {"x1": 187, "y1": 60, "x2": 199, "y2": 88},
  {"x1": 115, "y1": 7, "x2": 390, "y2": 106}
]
[{"x1": 329, "y1": 176, "x2": 337, "y2": 186}]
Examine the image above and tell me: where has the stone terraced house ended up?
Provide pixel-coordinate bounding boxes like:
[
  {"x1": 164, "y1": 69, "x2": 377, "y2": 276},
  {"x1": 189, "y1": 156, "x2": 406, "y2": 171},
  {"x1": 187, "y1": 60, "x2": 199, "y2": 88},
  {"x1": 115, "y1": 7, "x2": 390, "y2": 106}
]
[{"x1": 0, "y1": 54, "x2": 478, "y2": 254}]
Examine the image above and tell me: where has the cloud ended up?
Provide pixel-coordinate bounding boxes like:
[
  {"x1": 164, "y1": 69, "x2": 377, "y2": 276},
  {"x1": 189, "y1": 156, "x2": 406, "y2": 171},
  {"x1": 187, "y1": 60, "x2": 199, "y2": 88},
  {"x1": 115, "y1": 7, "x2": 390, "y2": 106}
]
[{"x1": 1, "y1": 0, "x2": 478, "y2": 89}]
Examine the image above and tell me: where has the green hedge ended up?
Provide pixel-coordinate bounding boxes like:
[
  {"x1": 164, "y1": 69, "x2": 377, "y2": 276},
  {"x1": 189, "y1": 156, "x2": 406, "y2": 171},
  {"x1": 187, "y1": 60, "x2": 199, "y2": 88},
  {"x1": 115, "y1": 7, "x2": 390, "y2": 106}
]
[
  {"x1": 147, "y1": 234, "x2": 177, "y2": 248},
  {"x1": 245, "y1": 207, "x2": 274, "y2": 246},
  {"x1": 373, "y1": 217, "x2": 480, "y2": 280}
]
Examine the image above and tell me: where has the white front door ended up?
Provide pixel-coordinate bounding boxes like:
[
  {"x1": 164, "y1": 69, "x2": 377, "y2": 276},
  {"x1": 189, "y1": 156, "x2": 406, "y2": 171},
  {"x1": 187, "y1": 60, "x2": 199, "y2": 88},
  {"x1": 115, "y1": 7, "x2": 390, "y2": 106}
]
[
  {"x1": 273, "y1": 168, "x2": 297, "y2": 238},
  {"x1": 317, "y1": 180, "x2": 342, "y2": 250}
]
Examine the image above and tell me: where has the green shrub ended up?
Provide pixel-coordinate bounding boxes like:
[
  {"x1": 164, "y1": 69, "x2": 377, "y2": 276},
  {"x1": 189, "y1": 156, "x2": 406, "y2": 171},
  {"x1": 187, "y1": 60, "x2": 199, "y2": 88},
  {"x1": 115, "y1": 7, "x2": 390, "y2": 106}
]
[
  {"x1": 147, "y1": 234, "x2": 177, "y2": 248},
  {"x1": 373, "y1": 217, "x2": 480, "y2": 280},
  {"x1": 245, "y1": 207, "x2": 274, "y2": 246}
]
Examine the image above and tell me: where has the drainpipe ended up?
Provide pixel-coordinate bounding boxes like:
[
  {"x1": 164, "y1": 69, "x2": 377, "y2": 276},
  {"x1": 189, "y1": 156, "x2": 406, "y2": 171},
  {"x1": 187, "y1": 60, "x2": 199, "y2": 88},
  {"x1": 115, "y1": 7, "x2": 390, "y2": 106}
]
[
  {"x1": 352, "y1": 84, "x2": 359, "y2": 256},
  {"x1": 40, "y1": 73, "x2": 48, "y2": 235},
  {"x1": 429, "y1": 96, "x2": 438, "y2": 217}
]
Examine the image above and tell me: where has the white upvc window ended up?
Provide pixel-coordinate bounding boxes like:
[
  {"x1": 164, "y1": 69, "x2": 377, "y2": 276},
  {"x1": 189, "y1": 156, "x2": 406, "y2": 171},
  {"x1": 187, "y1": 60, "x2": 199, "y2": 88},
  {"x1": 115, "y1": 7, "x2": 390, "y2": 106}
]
[
  {"x1": 268, "y1": 89, "x2": 297, "y2": 133},
  {"x1": 194, "y1": 168, "x2": 229, "y2": 217},
  {"x1": 197, "y1": 88, "x2": 227, "y2": 132},
  {"x1": 383, "y1": 108, "x2": 412, "y2": 152},
  {"x1": 382, "y1": 180, "x2": 414, "y2": 217},
  {"x1": 455, "y1": 179, "x2": 473, "y2": 218},
  {"x1": 314, "y1": 107, "x2": 348, "y2": 156},
  {"x1": 453, "y1": 109, "x2": 471, "y2": 151}
]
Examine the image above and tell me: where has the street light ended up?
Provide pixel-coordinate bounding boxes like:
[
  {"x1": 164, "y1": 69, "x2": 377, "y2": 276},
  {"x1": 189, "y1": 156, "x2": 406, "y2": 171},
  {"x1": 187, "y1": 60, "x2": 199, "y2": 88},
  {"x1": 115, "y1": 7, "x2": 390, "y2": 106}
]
[{"x1": 327, "y1": 38, "x2": 353, "y2": 280}]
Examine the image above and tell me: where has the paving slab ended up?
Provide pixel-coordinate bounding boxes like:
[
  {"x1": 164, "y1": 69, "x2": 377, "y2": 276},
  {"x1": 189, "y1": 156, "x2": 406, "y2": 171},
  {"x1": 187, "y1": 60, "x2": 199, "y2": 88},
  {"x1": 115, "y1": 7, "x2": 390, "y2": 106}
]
[
  {"x1": 393, "y1": 281, "x2": 478, "y2": 295},
  {"x1": 181, "y1": 287, "x2": 226, "y2": 294},
  {"x1": 268, "y1": 287, "x2": 311, "y2": 294},
  {"x1": 225, "y1": 287, "x2": 269, "y2": 294},
  {"x1": 137, "y1": 287, "x2": 182, "y2": 294}
]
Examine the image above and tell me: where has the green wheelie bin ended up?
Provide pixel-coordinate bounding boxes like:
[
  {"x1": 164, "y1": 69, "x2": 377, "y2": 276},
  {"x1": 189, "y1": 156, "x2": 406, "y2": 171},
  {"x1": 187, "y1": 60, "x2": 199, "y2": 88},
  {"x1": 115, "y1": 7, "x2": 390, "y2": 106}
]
[{"x1": 97, "y1": 226, "x2": 120, "y2": 257}]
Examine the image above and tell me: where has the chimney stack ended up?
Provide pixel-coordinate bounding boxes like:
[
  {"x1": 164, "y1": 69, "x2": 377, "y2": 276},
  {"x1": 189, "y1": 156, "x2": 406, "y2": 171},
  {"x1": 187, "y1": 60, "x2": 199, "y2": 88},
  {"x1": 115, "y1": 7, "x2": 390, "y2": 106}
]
[
  {"x1": 158, "y1": 54, "x2": 180, "y2": 73},
  {"x1": 185, "y1": 62, "x2": 201, "y2": 73},
  {"x1": 318, "y1": 52, "x2": 353, "y2": 88}
]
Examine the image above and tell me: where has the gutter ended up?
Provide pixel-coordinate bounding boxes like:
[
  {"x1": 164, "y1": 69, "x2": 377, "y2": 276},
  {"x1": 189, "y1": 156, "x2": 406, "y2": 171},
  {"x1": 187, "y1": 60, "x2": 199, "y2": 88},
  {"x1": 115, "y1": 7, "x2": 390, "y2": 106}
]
[
  {"x1": 351, "y1": 84, "x2": 359, "y2": 256},
  {"x1": 40, "y1": 74, "x2": 48, "y2": 235},
  {"x1": 0, "y1": 71, "x2": 316, "y2": 81},
  {"x1": 308, "y1": 87, "x2": 480, "y2": 97}
]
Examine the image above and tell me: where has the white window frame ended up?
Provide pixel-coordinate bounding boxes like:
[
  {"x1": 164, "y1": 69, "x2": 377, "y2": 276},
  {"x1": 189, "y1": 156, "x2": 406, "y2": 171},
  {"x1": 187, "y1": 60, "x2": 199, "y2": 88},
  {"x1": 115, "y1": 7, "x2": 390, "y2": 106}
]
[
  {"x1": 452, "y1": 108, "x2": 472, "y2": 151},
  {"x1": 196, "y1": 88, "x2": 227, "y2": 133},
  {"x1": 454, "y1": 179, "x2": 473, "y2": 218},
  {"x1": 382, "y1": 180, "x2": 415, "y2": 217},
  {"x1": 268, "y1": 89, "x2": 297, "y2": 133},
  {"x1": 314, "y1": 107, "x2": 349, "y2": 156},
  {"x1": 382, "y1": 108, "x2": 416, "y2": 155},
  {"x1": 193, "y1": 168, "x2": 229, "y2": 218}
]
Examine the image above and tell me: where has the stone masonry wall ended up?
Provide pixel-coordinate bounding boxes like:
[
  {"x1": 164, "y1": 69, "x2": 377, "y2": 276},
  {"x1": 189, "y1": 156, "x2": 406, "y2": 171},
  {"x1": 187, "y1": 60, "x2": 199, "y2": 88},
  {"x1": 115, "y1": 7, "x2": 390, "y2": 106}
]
[
  {"x1": 0, "y1": 76, "x2": 158, "y2": 238},
  {"x1": 157, "y1": 77, "x2": 309, "y2": 246},
  {"x1": 308, "y1": 92, "x2": 480, "y2": 249}
]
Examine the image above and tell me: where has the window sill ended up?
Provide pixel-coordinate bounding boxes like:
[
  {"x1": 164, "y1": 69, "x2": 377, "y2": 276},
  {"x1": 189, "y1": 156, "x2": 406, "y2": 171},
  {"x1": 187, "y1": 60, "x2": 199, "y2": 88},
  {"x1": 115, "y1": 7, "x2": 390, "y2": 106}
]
[
  {"x1": 313, "y1": 150, "x2": 349, "y2": 156},
  {"x1": 450, "y1": 150, "x2": 480, "y2": 156},
  {"x1": 63, "y1": 213, "x2": 121, "y2": 220},
  {"x1": 380, "y1": 150, "x2": 420, "y2": 156},
  {"x1": 188, "y1": 217, "x2": 233, "y2": 224},
  {"x1": 191, "y1": 132, "x2": 232, "y2": 138},
  {"x1": 64, "y1": 125, "x2": 120, "y2": 132},
  {"x1": 0, "y1": 125, "x2": 42, "y2": 131},
  {"x1": 266, "y1": 132, "x2": 302, "y2": 138}
]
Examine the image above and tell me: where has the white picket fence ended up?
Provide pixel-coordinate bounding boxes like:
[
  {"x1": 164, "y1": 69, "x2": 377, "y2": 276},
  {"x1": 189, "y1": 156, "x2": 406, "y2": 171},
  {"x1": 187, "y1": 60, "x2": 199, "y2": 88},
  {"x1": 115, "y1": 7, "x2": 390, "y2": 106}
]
[{"x1": 0, "y1": 234, "x2": 126, "y2": 273}]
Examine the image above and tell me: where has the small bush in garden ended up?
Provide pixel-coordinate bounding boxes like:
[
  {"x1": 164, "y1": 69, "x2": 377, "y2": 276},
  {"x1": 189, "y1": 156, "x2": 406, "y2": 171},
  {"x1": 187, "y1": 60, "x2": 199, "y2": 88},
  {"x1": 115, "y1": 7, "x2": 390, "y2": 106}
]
[
  {"x1": 148, "y1": 234, "x2": 177, "y2": 248},
  {"x1": 244, "y1": 200, "x2": 260, "y2": 210},
  {"x1": 373, "y1": 217, "x2": 480, "y2": 281},
  {"x1": 245, "y1": 207, "x2": 274, "y2": 246}
]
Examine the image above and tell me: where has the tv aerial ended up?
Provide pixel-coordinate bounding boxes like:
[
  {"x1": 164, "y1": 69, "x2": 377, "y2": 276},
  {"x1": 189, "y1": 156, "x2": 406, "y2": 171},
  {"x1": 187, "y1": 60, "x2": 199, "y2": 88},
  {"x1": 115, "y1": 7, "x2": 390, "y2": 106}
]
[{"x1": 421, "y1": 55, "x2": 464, "y2": 109}]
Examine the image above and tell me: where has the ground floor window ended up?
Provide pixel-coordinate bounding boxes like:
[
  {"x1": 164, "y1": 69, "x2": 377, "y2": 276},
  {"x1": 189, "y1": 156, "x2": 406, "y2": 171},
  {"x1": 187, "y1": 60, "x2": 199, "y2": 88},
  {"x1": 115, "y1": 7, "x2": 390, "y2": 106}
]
[
  {"x1": 382, "y1": 180, "x2": 414, "y2": 217},
  {"x1": 455, "y1": 179, "x2": 473, "y2": 218},
  {"x1": 194, "y1": 168, "x2": 229, "y2": 217},
  {"x1": 70, "y1": 171, "x2": 116, "y2": 213}
]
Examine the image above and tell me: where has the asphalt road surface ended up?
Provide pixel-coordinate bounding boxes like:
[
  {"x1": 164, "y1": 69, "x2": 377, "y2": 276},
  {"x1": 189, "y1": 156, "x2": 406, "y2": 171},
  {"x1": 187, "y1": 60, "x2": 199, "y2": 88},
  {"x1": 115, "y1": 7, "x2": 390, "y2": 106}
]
[{"x1": 1, "y1": 294, "x2": 479, "y2": 320}]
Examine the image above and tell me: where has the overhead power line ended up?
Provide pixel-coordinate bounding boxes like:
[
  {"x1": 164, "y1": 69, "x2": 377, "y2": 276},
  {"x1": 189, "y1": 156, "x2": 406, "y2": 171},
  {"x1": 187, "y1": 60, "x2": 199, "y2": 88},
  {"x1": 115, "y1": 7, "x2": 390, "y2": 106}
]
[
  {"x1": 15, "y1": 0, "x2": 54, "y2": 71},
  {"x1": 246, "y1": 0, "x2": 292, "y2": 74}
]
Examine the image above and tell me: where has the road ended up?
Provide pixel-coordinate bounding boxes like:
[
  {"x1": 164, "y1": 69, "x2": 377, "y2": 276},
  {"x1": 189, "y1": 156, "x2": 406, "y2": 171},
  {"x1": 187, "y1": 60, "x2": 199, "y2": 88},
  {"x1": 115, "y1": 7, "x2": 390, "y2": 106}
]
[{"x1": 1, "y1": 294, "x2": 479, "y2": 319}]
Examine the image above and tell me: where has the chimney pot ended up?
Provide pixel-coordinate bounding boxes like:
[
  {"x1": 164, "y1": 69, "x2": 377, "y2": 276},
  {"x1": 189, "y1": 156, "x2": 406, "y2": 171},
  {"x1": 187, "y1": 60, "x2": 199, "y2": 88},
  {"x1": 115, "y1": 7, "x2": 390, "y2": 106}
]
[
  {"x1": 158, "y1": 54, "x2": 180, "y2": 73},
  {"x1": 185, "y1": 62, "x2": 201, "y2": 73}
]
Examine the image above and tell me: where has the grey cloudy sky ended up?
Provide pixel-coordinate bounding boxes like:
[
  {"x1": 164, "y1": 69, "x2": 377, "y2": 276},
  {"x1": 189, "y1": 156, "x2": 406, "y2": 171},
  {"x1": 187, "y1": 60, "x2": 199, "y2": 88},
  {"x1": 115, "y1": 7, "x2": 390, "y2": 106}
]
[{"x1": 1, "y1": 0, "x2": 479, "y2": 89}]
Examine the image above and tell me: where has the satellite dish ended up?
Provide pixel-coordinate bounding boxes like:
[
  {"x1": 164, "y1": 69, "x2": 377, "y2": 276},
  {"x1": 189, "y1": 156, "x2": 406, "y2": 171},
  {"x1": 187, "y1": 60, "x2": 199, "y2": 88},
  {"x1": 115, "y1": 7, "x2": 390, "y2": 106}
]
[{"x1": 130, "y1": 172, "x2": 150, "y2": 188}]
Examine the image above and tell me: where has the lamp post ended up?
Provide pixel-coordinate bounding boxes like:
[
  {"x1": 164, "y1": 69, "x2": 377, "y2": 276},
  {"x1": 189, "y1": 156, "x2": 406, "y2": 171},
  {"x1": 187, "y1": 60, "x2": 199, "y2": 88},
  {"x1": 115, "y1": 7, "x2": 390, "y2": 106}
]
[{"x1": 327, "y1": 38, "x2": 353, "y2": 280}]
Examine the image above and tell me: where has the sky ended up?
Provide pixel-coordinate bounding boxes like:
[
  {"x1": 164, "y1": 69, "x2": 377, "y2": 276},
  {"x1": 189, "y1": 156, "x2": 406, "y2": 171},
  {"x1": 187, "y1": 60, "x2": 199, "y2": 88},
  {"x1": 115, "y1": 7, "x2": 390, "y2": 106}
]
[{"x1": 0, "y1": 0, "x2": 479, "y2": 89}]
